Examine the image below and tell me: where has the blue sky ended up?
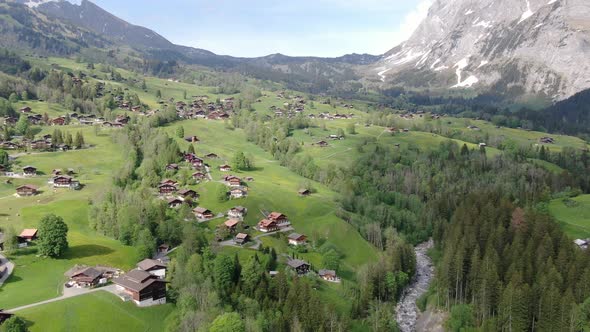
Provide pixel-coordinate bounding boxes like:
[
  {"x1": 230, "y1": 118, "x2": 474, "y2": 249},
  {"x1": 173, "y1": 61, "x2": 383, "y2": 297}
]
[{"x1": 86, "y1": 0, "x2": 432, "y2": 57}]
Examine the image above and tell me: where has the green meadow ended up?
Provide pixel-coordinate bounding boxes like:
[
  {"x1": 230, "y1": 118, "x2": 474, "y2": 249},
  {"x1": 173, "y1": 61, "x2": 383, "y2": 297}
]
[
  {"x1": 549, "y1": 194, "x2": 590, "y2": 239},
  {"x1": 18, "y1": 291, "x2": 175, "y2": 332}
]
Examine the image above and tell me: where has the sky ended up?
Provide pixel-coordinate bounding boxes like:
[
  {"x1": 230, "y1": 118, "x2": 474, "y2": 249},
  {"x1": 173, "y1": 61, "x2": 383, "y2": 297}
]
[{"x1": 84, "y1": 0, "x2": 433, "y2": 58}]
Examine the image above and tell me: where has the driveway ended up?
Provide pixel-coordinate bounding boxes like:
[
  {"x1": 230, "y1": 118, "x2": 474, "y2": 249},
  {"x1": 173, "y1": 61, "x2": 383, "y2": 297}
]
[
  {"x1": 0, "y1": 253, "x2": 15, "y2": 287},
  {"x1": 6, "y1": 284, "x2": 118, "y2": 312}
]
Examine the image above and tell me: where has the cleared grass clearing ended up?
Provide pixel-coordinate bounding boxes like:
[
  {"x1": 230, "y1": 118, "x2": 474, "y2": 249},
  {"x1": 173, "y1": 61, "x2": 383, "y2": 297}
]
[
  {"x1": 18, "y1": 291, "x2": 174, "y2": 332},
  {"x1": 549, "y1": 194, "x2": 590, "y2": 239}
]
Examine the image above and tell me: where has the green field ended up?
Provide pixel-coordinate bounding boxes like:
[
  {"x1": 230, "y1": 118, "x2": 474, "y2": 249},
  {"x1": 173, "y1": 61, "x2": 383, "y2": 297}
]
[
  {"x1": 18, "y1": 291, "x2": 174, "y2": 332},
  {"x1": 549, "y1": 195, "x2": 590, "y2": 238}
]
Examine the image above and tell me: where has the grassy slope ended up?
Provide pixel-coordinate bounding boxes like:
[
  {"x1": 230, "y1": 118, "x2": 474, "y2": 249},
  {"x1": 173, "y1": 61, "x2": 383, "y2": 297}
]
[
  {"x1": 18, "y1": 291, "x2": 174, "y2": 332},
  {"x1": 0, "y1": 126, "x2": 139, "y2": 309},
  {"x1": 548, "y1": 195, "x2": 590, "y2": 239}
]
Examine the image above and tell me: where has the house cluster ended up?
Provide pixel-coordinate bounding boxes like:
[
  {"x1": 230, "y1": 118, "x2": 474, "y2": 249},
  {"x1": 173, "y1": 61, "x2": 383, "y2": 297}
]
[
  {"x1": 3, "y1": 107, "x2": 69, "y2": 127},
  {"x1": 309, "y1": 112, "x2": 354, "y2": 120},
  {"x1": 114, "y1": 258, "x2": 168, "y2": 307},
  {"x1": 1, "y1": 134, "x2": 72, "y2": 152},
  {"x1": 283, "y1": 258, "x2": 340, "y2": 282},
  {"x1": 175, "y1": 97, "x2": 232, "y2": 120},
  {"x1": 222, "y1": 175, "x2": 248, "y2": 199},
  {"x1": 157, "y1": 179, "x2": 199, "y2": 208},
  {"x1": 257, "y1": 212, "x2": 291, "y2": 233},
  {"x1": 64, "y1": 265, "x2": 122, "y2": 288}
]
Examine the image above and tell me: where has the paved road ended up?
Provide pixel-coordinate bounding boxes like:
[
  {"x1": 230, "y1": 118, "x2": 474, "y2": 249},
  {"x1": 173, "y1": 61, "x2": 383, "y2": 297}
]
[
  {"x1": 6, "y1": 284, "x2": 118, "y2": 312},
  {"x1": 219, "y1": 226, "x2": 294, "y2": 250},
  {"x1": 0, "y1": 253, "x2": 15, "y2": 287}
]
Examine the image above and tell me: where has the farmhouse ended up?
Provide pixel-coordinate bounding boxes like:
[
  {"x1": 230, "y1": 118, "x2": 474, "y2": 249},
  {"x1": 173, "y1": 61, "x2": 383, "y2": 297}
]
[
  {"x1": 224, "y1": 175, "x2": 242, "y2": 187},
  {"x1": 114, "y1": 269, "x2": 167, "y2": 307},
  {"x1": 167, "y1": 198, "x2": 184, "y2": 208},
  {"x1": 178, "y1": 189, "x2": 198, "y2": 199},
  {"x1": 258, "y1": 219, "x2": 279, "y2": 233},
  {"x1": 192, "y1": 172, "x2": 206, "y2": 180},
  {"x1": 19, "y1": 228, "x2": 38, "y2": 242},
  {"x1": 219, "y1": 164, "x2": 232, "y2": 172},
  {"x1": 224, "y1": 219, "x2": 241, "y2": 232},
  {"x1": 267, "y1": 212, "x2": 290, "y2": 227},
  {"x1": 51, "y1": 117, "x2": 66, "y2": 126},
  {"x1": 193, "y1": 207, "x2": 214, "y2": 220},
  {"x1": 288, "y1": 233, "x2": 307, "y2": 246},
  {"x1": 287, "y1": 259, "x2": 310, "y2": 275},
  {"x1": 228, "y1": 206, "x2": 247, "y2": 219},
  {"x1": 137, "y1": 259, "x2": 167, "y2": 279},
  {"x1": 51, "y1": 175, "x2": 81, "y2": 189},
  {"x1": 205, "y1": 153, "x2": 218, "y2": 159},
  {"x1": 65, "y1": 266, "x2": 103, "y2": 287},
  {"x1": 165, "y1": 164, "x2": 179, "y2": 171},
  {"x1": 16, "y1": 185, "x2": 38, "y2": 196},
  {"x1": 19, "y1": 106, "x2": 32, "y2": 113},
  {"x1": 234, "y1": 233, "x2": 249, "y2": 245},
  {"x1": 30, "y1": 139, "x2": 50, "y2": 150},
  {"x1": 22, "y1": 165, "x2": 37, "y2": 176},
  {"x1": 158, "y1": 183, "x2": 177, "y2": 195},
  {"x1": 319, "y1": 269, "x2": 340, "y2": 282},
  {"x1": 314, "y1": 141, "x2": 329, "y2": 147},
  {"x1": 0, "y1": 141, "x2": 18, "y2": 150},
  {"x1": 230, "y1": 188, "x2": 247, "y2": 199}
]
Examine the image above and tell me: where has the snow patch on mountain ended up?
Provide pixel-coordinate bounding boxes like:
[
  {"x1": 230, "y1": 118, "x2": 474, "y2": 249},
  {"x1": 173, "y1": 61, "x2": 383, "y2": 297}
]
[
  {"x1": 452, "y1": 75, "x2": 479, "y2": 88},
  {"x1": 518, "y1": 0, "x2": 534, "y2": 23}
]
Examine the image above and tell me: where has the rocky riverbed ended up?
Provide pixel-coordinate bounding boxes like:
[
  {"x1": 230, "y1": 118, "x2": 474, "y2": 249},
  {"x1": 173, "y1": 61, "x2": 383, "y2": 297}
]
[{"x1": 395, "y1": 239, "x2": 435, "y2": 332}]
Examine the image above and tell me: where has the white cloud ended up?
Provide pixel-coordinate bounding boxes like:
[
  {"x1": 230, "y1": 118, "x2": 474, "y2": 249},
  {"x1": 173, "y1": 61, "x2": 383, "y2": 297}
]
[{"x1": 384, "y1": 0, "x2": 433, "y2": 50}]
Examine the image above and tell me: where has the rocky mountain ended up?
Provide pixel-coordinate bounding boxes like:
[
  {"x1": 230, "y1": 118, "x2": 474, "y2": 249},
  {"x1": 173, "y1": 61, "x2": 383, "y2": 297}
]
[{"x1": 372, "y1": 0, "x2": 590, "y2": 101}]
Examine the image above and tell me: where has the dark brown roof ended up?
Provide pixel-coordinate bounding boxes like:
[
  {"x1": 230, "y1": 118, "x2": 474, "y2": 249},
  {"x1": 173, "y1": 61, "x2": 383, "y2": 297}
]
[
  {"x1": 71, "y1": 267, "x2": 102, "y2": 279},
  {"x1": 137, "y1": 259, "x2": 167, "y2": 271},
  {"x1": 287, "y1": 259, "x2": 309, "y2": 269},
  {"x1": 114, "y1": 269, "x2": 165, "y2": 292}
]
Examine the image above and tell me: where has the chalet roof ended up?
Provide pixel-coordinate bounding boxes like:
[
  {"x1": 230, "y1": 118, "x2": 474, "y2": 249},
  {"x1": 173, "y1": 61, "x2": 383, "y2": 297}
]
[
  {"x1": 167, "y1": 198, "x2": 183, "y2": 204},
  {"x1": 288, "y1": 233, "x2": 305, "y2": 241},
  {"x1": 178, "y1": 188, "x2": 196, "y2": 195},
  {"x1": 193, "y1": 207, "x2": 211, "y2": 214},
  {"x1": 268, "y1": 212, "x2": 286, "y2": 220},
  {"x1": 258, "y1": 219, "x2": 276, "y2": 228},
  {"x1": 137, "y1": 259, "x2": 167, "y2": 271},
  {"x1": 319, "y1": 269, "x2": 336, "y2": 277},
  {"x1": 231, "y1": 206, "x2": 246, "y2": 212},
  {"x1": 114, "y1": 269, "x2": 164, "y2": 292},
  {"x1": 22, "y1": 165, "x2": 36, "y2": 170},
  {"x1": 287, "y1": 259, "x2": 309, "y2": 269},
  {"x1": 70, "y1": 267, "x2": 102, "y2": 280},
  {"x1": 236, "y1": 233, "x2": 248, "y2": 240},
  {"x1": 17, "y1": 185, "x2": 37, "y2": 191},
  {"x1": 19, "y1": 228, "x2": 38, "y2": 238},
  {"x1": 224, "y1": 219, "x2": 240, "y2": 228}
]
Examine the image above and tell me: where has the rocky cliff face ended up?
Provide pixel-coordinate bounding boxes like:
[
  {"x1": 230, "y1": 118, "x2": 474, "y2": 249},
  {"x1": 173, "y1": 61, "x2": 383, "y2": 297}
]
[{"x1": 373, "y1": 0, "x2": 590, "y2": 101}]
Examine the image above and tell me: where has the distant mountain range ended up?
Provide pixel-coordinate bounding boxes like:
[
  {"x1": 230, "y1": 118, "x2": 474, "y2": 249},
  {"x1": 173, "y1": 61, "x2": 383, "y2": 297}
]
[
  {"x1": 6, "y1": 0, "x2": 590, "y2": 102},
  {"x1": 371, "y1": 0, "x2": 590, "y2": 101}
]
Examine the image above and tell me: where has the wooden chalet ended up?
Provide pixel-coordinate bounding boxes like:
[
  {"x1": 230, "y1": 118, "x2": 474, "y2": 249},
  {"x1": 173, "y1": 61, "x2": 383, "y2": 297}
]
[
  {"x1": 193, "y1": 207, "x2": 213, "y2": 220},
  {"x1": 192, "y1": 172, "x2": 206, "y2": 181},
  {"x1": 258, "y1": 219, "x2": 279, "y2": 233},
  {"x1": 51, "y1": 175, "x2": 80, "y2": 189},
  {"x1": 16, "y1": 185, "x2": 38, "y2": 196},
  {"x1": 230, "y1": 188, "x2": 247, "y2": 199},
  {"x1": 158, "y1": 183, "x2": 177, "y2": 195},
  {"x1": 288, "y1": 233, "x2": 307, "y2": 246},
  {"x1": 51, "y1": 117, "x2": 66, "y2": 126},
  {"x1": 114, "y1": 269, "x2": 167, "y2": 307},
  {"x1": 178, "y1": 189, "x2": 198, "y2": 199},
  {"x1": 318, "y1": 269, "x2": 340, "y2": 282},
  {"x1": 235, "y1": 233, "x2": 249, "y2": 245},
  {"x1": 185, "y1": 136, "x2": 200, "y2": 143},
  {"x1": 65, "y1": 266, "x2": 103, "y2": 287},
  {"x1": 19, "y1": 106, "x2": 32, "y2": 113},
  {"x1": 19, "y1": 228, "x2": 38, "y2": 242},
  {"x1": 224, "y1": 219, "x2": 240, "y2": 232},
  {"x1": 224, "y1": 175, "x2": 241, "y2": 187},
  {"x1": 22, "y1": 165, "x2": 37, "y2": 176},
  {"x1": 228, "y1": 206, "x2": 247, "y2": 219},
  {"x1": 137, "y1": 259, "x2": 167, "y2": 279},
  {"x1": 287, "y1": 259, "x2": 310, "y2": 275},
  {"x1": 267, "y1": 212, "x2": 290, "y2": 227},
  {"x1": 219, "y1": 164, "x2": 231, "y2": 172},
  {"x1": 314, "y1": 141, "x2": 329, "y2": 147},
  {"x1": 165, "y1": 164, "x2": 179, "y2": 171},
  {"x1": 167, "y1": 198, "x2": 183, "y2": 208},
  {"x1": 205, "y1": 153, "x2": 218, "y2": 159}
]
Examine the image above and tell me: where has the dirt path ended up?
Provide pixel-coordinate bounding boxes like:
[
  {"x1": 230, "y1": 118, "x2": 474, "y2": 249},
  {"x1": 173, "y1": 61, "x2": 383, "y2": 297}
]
[{"x1": 396, "y1": 239, "x2": 435, "y2": 332}]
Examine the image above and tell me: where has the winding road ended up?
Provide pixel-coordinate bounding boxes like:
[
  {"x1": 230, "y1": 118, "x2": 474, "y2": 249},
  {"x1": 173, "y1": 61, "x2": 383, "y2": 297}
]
[{"x1": 396, "y1": 239, "x2": 435, "y2": 332}]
